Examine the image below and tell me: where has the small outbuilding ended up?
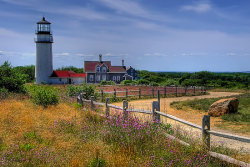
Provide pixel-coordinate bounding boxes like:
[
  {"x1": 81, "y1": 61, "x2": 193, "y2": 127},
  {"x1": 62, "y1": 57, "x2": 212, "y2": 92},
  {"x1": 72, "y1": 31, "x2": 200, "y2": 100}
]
[{"x1": 50, "y1": 70, "x2": 86, "y2": 84}]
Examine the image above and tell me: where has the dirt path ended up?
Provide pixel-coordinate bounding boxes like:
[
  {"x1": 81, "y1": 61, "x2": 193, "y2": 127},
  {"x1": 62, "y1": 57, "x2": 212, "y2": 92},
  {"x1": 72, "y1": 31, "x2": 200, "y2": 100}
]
[{"x1": 113, "y1": 92, "x2": 250, "y2": 154}]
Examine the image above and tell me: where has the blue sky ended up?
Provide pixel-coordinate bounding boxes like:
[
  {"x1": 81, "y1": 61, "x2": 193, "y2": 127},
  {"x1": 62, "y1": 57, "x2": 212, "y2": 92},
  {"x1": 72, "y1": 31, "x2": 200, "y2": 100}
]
[{"x1": 0, "y1": 0, "x2": 250, "y2": 72}]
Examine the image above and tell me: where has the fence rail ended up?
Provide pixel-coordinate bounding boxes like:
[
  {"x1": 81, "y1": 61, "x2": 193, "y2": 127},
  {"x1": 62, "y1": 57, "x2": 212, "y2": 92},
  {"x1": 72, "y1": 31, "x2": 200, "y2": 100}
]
[
  {"x1": 97, "y1": 86, "x2": 206, "y2": 100},
  {"x1": 78, "y1": 91, "x2": 250, "y2": 167}
]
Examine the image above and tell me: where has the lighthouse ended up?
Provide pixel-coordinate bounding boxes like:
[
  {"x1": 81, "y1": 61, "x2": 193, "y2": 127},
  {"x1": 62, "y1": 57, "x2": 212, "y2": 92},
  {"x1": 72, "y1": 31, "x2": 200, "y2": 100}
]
[{"x1": 35, "y1": 17, "x2": 53, "y2": 84}]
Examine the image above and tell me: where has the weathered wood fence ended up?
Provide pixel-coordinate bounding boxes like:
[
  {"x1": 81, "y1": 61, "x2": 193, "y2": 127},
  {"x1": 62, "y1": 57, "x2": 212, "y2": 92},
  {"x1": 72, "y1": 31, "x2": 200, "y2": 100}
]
[
  {"x1": 98, "y1": 86, "x2": 206, "y2": 101},
  {"x1": 77, "y1": 91, "x2": 250, "y2": 167}
]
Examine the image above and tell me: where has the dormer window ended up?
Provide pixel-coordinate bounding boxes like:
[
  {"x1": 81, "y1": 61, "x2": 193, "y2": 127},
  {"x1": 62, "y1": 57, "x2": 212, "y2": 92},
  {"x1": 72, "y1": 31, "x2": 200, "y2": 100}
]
[
  {"x1": 96, "y1": 66, "x2": 100, "y2": 72},
  {"x1": 102, "y1": 66, "x2": 106, "y2": 72}
]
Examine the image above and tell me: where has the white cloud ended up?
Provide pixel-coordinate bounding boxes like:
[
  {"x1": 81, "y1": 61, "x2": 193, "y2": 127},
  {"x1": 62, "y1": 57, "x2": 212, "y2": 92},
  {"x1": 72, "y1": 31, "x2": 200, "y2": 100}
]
[
  {"x1": 0, "y1": 0, "x2": 38, "y2": 6},
  {"x1": 45, "y1": 7, "x2": 107, "y2": 20},
  {"x1": 181, "y1": 2, "x2": 211, "y2": 13},
  {"x1": 144, "y1": 53, "x2": 166, "y2": 57},
  {"x1": 54, "y1": 52, "x2": 70, "y2": 57},
  {"x1": 97, "y1": 0, "x2": 148, "y2": 17},
  {"x1": 0, "y1": 28, "x2": 26, "y2": 38}
]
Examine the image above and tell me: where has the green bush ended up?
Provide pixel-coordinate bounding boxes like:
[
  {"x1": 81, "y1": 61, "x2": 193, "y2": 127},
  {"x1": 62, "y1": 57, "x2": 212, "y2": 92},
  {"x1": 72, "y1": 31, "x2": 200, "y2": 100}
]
[
  {"x1": 100, "y1": 80, "x2": 116, "y2": 85},
  {"x1": 13, "y1": 65, "x2": 35, "y2": 83},
  {"x1": 149, "y1": 81, "x2": 159, "y2": 86},
  {"x1": 67, "y1": 84, "x2": 97, "y2": 99},
  {"x1": 136, "y1": 79, "x2": 150, "y2": 85},
  {"x1": 25, "y1": 85, "x2": 59, "y2": 107},
  {"x1": 0, "y1": 61, "x2": 27, "y2": 92},
  {"x1": 0, "y1": 87, "x2": 9, "y2": 99},
  {"x1": 120, "y1": 80, "x2": 135, "y2": 85},
  {"x1": 32, "y1": 88, "x2": 59, "y2": 107}
]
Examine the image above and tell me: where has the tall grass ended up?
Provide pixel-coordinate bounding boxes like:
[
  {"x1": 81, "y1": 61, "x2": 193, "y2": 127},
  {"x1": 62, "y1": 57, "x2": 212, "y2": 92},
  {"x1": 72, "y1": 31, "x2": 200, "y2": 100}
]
[{"x1": 0, "y1": 95, "x2": 243, "y2": 166}]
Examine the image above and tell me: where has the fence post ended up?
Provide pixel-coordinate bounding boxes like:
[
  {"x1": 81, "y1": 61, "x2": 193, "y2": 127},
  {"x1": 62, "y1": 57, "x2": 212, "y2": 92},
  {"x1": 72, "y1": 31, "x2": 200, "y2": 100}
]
[
  {"x1": 202, "y1": 115, "x2": 210, "y2": 150},
  {"x1": 114, "y1": 89, "x2": 116, "y2": 98},
  {"x1": 77, "y1": 93, "x2": 83, "y2": 105},
  {"x1": 105, "y1": 98, "x2": 110, "y2": 116},
  {"x1": 126, "y1": 88, "x2": 128, "y2": 98},
  {"x1": 139, "y1": 88, "x2": 141, "y2": 99},
  {"x1": 152, "y1": 87, "x2": 154, "y2": 98},
  {"x1": 101, "y1": 90, "x2": 104, "y2": 102},
  {"x1": 176, "y1": 86, "x2": 178, "y2": 97},
  {"x1": 193, "y1": 86, "x2": 196, "y2": 95},
  {"x1": 91, "y1": 96, "x2": 95, "y2": 110},
  {"x1": 157, "y1": 90, "x2": 160, "y2": 104},
  {"x1": 123, "y1": 100, "x2": 128, "y2": 119},
  {"x1": 164, "y1": 86, "x2": 167, "y2": 98},
  {"x1": 152, "y1": 101, "x2": 160, "y2": 123}
]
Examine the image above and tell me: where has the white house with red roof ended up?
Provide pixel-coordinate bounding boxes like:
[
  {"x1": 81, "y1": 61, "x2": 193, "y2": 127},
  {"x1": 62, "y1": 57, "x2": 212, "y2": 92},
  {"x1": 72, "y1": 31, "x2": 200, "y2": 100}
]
[
  {"x1": 84, "y1": 54, "x2": 129, "y2": 83},
  {"x1": 50, "y1": 71, "x2": 86, "y2": 84}
]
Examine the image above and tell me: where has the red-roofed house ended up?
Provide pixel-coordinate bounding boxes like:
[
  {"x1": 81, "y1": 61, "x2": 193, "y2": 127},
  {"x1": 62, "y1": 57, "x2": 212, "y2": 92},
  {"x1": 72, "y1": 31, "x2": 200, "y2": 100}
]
[
  {"x1": 84, "y1": 54, "x2": 128, "y2": 83},
  {"x1": 50, "y1": 70, "x2": 86, "y2": 84}
]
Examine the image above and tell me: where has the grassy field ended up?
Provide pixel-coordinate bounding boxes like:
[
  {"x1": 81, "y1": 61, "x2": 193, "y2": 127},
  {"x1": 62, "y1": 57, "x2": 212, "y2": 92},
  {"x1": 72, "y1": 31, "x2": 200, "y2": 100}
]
[
  {"x1": 0, "y1": 90, "x2": 243, "y2": 166},
  {"x1": 170, "y1": 93, "x2": 250, "y2": 133}
]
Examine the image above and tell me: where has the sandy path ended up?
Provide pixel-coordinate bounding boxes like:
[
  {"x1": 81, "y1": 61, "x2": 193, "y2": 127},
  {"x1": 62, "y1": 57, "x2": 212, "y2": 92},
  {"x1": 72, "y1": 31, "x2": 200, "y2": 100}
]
[{"x1": 113, "y1": 92, "x2": 250, "y2": 154}]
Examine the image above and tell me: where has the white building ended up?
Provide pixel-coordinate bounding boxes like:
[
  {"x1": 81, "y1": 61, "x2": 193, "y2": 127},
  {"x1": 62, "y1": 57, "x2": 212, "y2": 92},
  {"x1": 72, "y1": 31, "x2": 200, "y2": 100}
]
[{"x1": 50, "y1": 71, "x2": 86, "y2": 84}]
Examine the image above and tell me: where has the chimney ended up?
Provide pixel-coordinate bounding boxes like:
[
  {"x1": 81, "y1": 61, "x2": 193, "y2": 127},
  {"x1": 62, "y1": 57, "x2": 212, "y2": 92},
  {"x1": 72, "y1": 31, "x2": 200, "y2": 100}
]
[
  {"x1": 122, "y1": 59, "x2": 124, "y2": 66},
  {"x1": 99, "y1": 54, "x2": 102, "y2": 62}
]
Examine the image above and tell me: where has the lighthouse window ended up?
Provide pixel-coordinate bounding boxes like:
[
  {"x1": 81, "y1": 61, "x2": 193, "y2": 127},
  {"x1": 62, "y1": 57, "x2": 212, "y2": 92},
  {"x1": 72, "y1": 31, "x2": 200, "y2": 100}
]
[{"x1": 38, "y1": 24, "x2": 50, "y2": 32}]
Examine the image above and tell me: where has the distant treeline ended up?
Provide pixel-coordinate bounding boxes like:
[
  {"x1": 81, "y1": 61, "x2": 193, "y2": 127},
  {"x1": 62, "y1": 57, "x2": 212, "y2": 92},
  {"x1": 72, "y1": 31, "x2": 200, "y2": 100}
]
[
  {"x1": 1, "y1": 62, "x2": 249, "y2": 89},
  {"x1": 137, "y1": 70, "x2": 249, "y2": 89}
]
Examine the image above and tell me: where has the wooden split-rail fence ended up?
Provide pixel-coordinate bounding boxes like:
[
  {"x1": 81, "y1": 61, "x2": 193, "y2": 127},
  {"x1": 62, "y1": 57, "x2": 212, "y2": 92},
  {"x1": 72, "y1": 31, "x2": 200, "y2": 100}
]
[
  {"x1": 98, "y1": 86, "x2": 206, "y2": 101},
  {"x1": 77, "y1": 91, "x2": 250, "y2": 167}
]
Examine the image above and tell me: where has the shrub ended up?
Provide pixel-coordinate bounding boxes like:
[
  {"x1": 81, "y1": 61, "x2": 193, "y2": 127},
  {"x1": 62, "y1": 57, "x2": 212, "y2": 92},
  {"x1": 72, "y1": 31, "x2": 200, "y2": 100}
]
[
  {"x1": 100, "y1": 80, "x2": 115, "y2": 85},
  {"x1": 0, "y1": 87, "x2": 9, "y2": 99},
  {"x1": 67, "y1": 84, "x2": 97, "y2": 99},
  {"x1": 120, "y1": 80, "x2": 135, "y2": 85},
  {"x1": 32, "y1": 88, "x2": 59, "y2": 107},
  {"x1": 88, "y1": 157, "x2": 106, "y2": 167},
  {"x1": 25, "y1": 85, "x2": 59, "y2": 107},
  {"x1": 136, "y1": 79, "x2": 150, "y2": 85},
  {"x1": 149, "y1": 81, "x2": 159, "y2": 86},
  {"x1": 13, "y1": 65, "x2": 35, "y2": 83},
  {"x1": 0, "y1": 61, "x2": 27, "y2": 92}
]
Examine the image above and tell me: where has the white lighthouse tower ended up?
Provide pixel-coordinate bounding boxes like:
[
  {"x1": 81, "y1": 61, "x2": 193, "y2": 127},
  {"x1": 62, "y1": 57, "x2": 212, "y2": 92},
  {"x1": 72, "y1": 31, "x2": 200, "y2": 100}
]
[{"x1": 35, "y1": 17, "x2": 53, "y2": 84}]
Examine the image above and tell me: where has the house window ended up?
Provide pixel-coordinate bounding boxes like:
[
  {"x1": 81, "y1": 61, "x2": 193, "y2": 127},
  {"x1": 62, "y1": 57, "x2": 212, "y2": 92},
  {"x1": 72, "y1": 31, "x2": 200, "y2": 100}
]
[
  {"x1": 96, "y1": 66, "x2": 100, "y2": 72},
  {"x1": 96, "y1": 75, "x2": 100, "y2": 81},
  {"x1": 102, "y1": 75, "x2": 106, "y2": 81},
  {"x1": 90, "y1": 75, "x2": 94, "y2": 81},
  {"x1": 117, "y1": 76, "x2": 120, "y2": 82},
  {"x1": 113, "y1": 76, "x2": 116, "y2": 81},
  {"x1": 102, "y1": 66, "x2": 106, "y2": 72},
  {"x1": 59, "y1": 78, "x2": 62, "y2": 82}
]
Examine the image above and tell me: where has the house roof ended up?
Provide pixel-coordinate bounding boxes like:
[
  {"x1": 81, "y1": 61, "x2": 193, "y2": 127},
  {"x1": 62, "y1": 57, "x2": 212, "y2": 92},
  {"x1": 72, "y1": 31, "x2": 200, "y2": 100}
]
[
  {"x1": 109, "y1": 66, "x2": 126, "y2": 73},
  {"x1": 50, "y1": 71, "x2": 86, "y2": 78},
  {"x1": 84, "y1": 61, "x2": 111, "y2": 72}
]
